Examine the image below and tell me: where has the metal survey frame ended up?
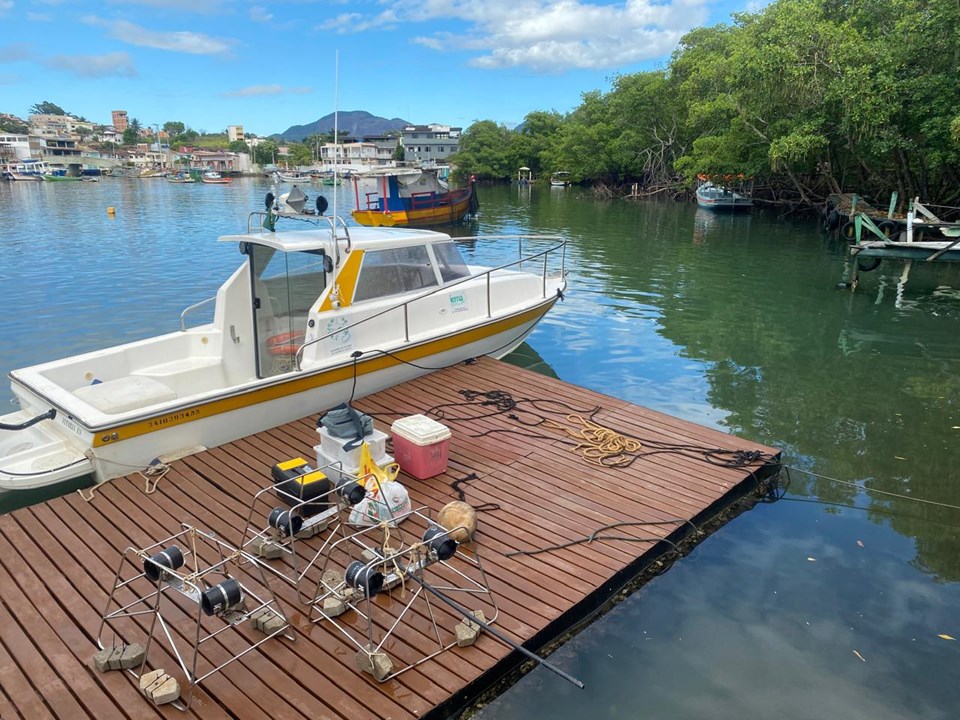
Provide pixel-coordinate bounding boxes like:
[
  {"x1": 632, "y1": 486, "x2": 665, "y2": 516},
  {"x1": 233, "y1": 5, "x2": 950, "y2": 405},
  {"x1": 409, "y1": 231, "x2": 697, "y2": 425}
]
[
  {"x1": 97, "y1": 524, "x2": 295, "y2": 711},
  {"x1": 308, "y1": 505, "x2": 499, "y2": 682},
  {"x1": 237, "y1": 456, "x2": 408, "y2": 604}
]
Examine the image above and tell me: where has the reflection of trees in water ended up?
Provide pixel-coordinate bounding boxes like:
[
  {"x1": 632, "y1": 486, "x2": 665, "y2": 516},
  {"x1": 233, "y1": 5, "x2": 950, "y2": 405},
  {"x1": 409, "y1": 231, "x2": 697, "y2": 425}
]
[{"x1": 474, "y1": 186, "x2": 960, "y2": 582}]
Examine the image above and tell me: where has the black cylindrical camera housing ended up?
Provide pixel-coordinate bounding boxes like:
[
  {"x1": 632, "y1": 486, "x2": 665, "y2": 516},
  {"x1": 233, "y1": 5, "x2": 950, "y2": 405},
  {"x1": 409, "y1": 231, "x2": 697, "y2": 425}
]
[
  {"x1": 423, "y1": 526, "x2": 457, "y2": 561},
  {"x1": 336, "y1": 478, "x2": 366, "y2": 506},
  {"x1": 200, "y1": 578, "x2": 244, "y2": 616},
  {"x1": 268, "y1": 507, "x2": 303, "y2": 537},
  {"x1": 144, "y1": 546, "x2": 185, "y2": 581},
  {"x1": 344, "y1": 560, "x2": 384, "y2": 596}
]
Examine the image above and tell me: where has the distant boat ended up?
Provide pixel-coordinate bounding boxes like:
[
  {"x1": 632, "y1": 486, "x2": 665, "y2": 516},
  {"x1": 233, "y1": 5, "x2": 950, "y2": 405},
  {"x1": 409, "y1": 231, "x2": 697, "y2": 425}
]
[
  {"x1": 550, "y1": 171, "x2": 572, "y2": 187},
  {"x1": 201, "y1": 171, "x2": 232, "y2": 184},
  {"x1": 166, "y1": 172, "x2": 196, "y2": 184},
  {"x1": 42, "y1": 170, "x2": 82, "y2": 182},
  {"x1": 2, "y1": 160, "x2": 49, "y2": 181},
  {"x1": 351, "y1": 167, "x2": 477, "y2": 227},
  {"x1": 275, "y1": 171, "x2": 309, "y2": 183},
  {"x1": 695, "y1": 177, "x2": 753, "y2": 211}
]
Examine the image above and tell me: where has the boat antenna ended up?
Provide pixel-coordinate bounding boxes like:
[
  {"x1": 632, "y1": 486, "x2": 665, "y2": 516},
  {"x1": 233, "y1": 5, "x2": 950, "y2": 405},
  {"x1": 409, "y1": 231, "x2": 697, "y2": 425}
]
[{"x1": 332, "y1": 49, "x2": 339, "y2": 225}]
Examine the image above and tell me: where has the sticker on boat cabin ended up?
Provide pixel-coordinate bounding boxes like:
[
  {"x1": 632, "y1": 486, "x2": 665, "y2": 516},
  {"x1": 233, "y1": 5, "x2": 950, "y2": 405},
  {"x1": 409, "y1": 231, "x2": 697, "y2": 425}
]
[
  {"x1": 325, "y1": 316, "x2": 353, "y2": 355},
  {"x1": 448, "y1": 292, "x2": 469, "y2": 313}
]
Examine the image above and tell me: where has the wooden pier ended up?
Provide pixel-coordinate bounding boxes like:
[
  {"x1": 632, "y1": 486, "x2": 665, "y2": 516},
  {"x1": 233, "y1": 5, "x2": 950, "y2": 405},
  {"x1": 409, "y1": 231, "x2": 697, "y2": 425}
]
[{"x1": 0, "y1": 357, "x2": 780, "y2": 719}]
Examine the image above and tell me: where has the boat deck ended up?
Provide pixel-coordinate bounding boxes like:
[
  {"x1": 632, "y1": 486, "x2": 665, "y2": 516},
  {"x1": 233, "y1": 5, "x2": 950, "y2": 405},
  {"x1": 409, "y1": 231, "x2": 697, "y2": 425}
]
[{"x1": 0, "y1": 357, "x2": 780, "y2": 719}]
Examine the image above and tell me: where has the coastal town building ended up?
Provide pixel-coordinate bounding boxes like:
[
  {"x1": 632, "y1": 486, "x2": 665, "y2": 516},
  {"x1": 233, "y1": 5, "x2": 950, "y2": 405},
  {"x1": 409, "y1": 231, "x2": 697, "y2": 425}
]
[
  {"x1": 29, "y1": 114, "x2": 95, "y2": 138},
  {"x1": 0, "y1": 134, "x2": 31, "y2": 161},
  {"x1": 400, "y1": 124, "x2": 460, "y2": 164},
  {"x1": 112, "y1": 110, "x2": 129, "y2": 132},
  {"x1": 227, "y1": 125, "x2": 244, "y2": 143}
]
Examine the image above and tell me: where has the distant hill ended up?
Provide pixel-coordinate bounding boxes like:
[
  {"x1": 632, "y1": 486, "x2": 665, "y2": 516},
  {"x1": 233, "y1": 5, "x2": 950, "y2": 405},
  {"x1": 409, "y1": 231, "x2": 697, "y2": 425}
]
[{"x1": 273, "y1": 111, "x2": 410, "y2": 141}]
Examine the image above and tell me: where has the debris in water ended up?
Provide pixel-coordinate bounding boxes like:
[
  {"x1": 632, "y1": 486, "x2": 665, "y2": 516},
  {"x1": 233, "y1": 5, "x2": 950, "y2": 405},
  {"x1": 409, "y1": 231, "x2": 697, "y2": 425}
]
[
  {"x1": 856, "y1": 540, "x2": 864, "y2": 548},
  {"x1": 938, "y1": 634, "x2": 955, "y2": 641},
  {"x1": 807, "y1": 557, "x2": 816, "y2": 562},
  {"x1": 853, "y1": 650, "x2": 866, "y2": 662},
  {"x1": 894, "y1": 456, "x2": 907, "y2": 460}
]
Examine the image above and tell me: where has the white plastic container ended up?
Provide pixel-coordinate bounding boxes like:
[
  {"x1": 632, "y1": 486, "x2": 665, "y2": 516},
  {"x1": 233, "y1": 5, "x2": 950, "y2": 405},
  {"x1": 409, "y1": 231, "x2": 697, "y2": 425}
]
[
  {"x1": 314, "y1": 445, "x2": 394, "y2": 484},
  {"x1": 390, "y1": 415, "x2": 451, "y2": 479},
  {"x1": 317, "y1": 426, "x2": 388, "y2": 468}
]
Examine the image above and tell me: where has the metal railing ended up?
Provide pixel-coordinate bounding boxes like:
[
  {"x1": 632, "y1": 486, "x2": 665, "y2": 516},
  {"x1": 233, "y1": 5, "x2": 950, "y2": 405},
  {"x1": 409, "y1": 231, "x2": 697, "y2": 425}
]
[
  {"x1": 179, "y1": 296, "x2": 216, "y2": 331},
  {"x1": 294, "y1": 234, "x2": 566, "y2": 369}
]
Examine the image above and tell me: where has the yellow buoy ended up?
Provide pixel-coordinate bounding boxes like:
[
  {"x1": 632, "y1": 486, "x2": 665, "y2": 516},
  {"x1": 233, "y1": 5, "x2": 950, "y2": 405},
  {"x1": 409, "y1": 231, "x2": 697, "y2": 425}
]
[{"x1": 107, "y1": 207, "x2": 116, "y2": 215}]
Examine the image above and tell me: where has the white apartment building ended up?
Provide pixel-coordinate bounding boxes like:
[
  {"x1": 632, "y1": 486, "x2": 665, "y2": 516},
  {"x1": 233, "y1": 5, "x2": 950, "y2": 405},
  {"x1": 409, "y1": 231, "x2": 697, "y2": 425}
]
[
  {"x1": 227, "y1": 125, "x2": 245, "y2": 143},
  {"x1": 29, "y1": 114, "x2": 96, "y2": 138},
  {"x1": 0, "y1": 134, "x2": 31, "y2": 161},
  {"x1": 400, "y1": 124, "x2": 460, "y2": 164}
]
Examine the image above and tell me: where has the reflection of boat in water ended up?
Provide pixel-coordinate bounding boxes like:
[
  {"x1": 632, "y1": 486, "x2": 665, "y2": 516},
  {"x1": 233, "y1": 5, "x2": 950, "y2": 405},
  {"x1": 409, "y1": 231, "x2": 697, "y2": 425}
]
[
  {"x1": 695, "y1": 177, "x2": 753, "y2": 211},
  {"x1": 351, "y1": 167, "x2": 477, "y2": 227},
  {"x1": 501, "y1": 342, "x2": 559, "y2": 379},
  {"x1": 0, "y1": 199, "x2": 567, "y2": 492}
]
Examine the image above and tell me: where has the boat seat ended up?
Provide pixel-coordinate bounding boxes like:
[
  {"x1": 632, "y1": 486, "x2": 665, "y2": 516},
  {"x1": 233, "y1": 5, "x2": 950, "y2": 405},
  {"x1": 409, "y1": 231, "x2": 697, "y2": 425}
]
[{"x1": 74, "y1": 376, "x2": 178, "y2": 415}]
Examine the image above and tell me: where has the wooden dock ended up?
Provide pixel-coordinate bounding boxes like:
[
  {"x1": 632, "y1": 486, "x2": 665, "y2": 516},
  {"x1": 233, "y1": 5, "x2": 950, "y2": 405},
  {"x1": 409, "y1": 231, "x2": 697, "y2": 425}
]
[{"x1": 0, "y1": 357, "x2": 780, "y2": 719}]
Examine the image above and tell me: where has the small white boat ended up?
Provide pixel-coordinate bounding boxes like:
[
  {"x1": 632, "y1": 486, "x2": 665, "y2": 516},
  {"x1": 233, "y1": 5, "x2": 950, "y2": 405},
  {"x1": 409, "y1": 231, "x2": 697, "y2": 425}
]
[
  {"x1": 550, "y1": 171, "x2": 572, "y2": 187},
  {"x1": 0, "y1": 200, "x2": 567, "y2": 491},
  {"x1": 695, "y1": 177, "x2": 753, "y2": 211},
  {"x1": 275, "y1": 171, "x2": 310, "y2": 183}
]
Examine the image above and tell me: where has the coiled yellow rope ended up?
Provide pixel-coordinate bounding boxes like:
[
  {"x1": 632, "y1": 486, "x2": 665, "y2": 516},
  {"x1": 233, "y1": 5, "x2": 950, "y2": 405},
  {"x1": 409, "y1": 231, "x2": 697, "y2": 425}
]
[{"x1": 543, "y1": 414, "x2": 643, "y2": 467}]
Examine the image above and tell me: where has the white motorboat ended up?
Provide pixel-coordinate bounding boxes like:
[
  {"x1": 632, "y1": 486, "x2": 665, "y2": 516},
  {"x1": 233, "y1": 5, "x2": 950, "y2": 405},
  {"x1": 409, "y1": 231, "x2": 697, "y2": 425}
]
[{"x1": 0, "y1": 198, "x2": 567, "y2": 491}]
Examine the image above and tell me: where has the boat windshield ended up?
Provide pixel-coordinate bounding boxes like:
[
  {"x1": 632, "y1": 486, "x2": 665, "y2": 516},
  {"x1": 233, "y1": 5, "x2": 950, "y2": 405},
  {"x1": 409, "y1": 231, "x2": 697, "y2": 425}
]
[
  {"x1": 250, "y1": 245, "x2": 331, "y2": 377},
  {"x1": 433, "y1": 241, "x2": 470, "y2": 283},
  {"x1": 353, "y1": 246, "x2": 439, "y2": 303}
]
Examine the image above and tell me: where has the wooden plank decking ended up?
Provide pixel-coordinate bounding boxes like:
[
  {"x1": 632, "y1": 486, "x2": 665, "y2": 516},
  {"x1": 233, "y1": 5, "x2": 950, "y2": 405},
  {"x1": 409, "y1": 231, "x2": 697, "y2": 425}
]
[{"x1": 0, "y1": 357, "x2": 780, "y2": 719}]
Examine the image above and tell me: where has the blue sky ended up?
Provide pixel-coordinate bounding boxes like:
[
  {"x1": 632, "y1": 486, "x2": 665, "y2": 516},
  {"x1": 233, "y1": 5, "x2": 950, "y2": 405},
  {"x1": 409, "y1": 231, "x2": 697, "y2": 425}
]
[{"x1": 0, "y1": 0, "x2": 767, "y2": 137}]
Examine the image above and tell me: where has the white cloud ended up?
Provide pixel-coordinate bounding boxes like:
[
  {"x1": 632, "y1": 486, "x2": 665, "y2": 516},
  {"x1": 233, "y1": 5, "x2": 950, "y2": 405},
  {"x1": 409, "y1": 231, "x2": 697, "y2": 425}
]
[
  {"x1": 0, "y1": 43, "x2": 33, "y2": 62},
  {"x1": 43, "y1": 51, "x2": 138, "y2": 78},
  {"x1": 250, "y1": 5, "x2": 273, "y2": 22},
  {"x1": 83, "y1": 16, "x2": 233, "y2": 55},
  {"x1": 106, "y1": 0, "x2": 226, "y2": 12},
  {"x1": 0, "y1": 0, "x2": 13, "y2": 15},
  {"x1": 321, "y1": 0, "x2": 710, "y2": 72},
  {"x1": 222, "y1": 84, "x2": 313, "y2": 97},
  {"x1": 27, "y1": 11, "x2": 51, "y2": 21}
]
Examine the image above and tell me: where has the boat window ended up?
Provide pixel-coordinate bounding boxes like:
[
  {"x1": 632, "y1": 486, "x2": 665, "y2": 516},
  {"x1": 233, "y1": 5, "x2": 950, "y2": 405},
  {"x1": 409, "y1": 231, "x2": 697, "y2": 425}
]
[
  {"x1": 432, "y1": 241, "x2": 470, "y2": 283},
  {"x1": 353, "y1": 246, "x2": 439, "y2": 302},
  {"x1": 250, "y1": 245, "x2": 330, "y2": 378}
]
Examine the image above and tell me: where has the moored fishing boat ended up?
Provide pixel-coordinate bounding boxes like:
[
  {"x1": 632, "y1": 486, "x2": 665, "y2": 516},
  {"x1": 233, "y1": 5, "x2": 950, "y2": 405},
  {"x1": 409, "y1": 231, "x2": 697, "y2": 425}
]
[
  {"x1": 201, "y1": 171, "x2": 232, "y2": 184},
  {"x1": 166, "y1": 172, "x2": 196, "y2": 184},
  {"x1": 275, "y1": 171, "x2": 310, "y2": 183},
  {"x1": 0, "y1": 196, "x2": 567, "y2": 491},
  {"x1": 550, "y1": 171, "x2": 572, "y2": 187},
  {"x1": 351, "y1": 167, "x2": 477, "y2": 227},
  {"x1": 695, "y1": 176, "x2": 753, "y2": 211}
]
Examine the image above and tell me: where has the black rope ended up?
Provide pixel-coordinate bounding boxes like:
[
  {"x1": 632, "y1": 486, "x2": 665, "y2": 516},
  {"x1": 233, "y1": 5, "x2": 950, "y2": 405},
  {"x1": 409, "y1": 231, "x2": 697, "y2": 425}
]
[{"x1": 450, "y1": 472, "x2": 500, "y2": 512}]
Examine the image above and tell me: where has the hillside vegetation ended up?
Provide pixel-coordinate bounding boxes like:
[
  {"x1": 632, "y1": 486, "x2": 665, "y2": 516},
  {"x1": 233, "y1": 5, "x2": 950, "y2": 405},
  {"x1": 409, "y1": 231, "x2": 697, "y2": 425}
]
[{"x1": 452, "y1": 0, "x2": 960, "y2": 208}]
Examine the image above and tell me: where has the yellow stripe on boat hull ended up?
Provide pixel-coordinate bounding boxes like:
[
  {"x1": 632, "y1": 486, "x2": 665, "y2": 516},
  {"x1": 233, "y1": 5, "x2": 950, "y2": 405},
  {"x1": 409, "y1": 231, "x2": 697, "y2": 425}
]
[{"x1": 90, "y1": 300, "x2": 555, "y2": 447}]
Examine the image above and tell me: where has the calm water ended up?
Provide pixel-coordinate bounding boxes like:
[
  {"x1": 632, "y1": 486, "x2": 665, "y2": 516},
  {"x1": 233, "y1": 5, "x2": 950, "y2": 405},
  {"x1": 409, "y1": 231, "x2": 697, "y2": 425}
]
[{"x1": 2, "y1": 179, "x2": 959, "y2": 718}]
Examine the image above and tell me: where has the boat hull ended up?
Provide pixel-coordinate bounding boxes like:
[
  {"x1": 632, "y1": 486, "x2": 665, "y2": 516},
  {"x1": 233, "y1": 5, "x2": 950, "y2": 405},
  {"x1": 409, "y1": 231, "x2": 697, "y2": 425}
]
[
  {"x1": 0, "y1": 297, "x2": 557, "y2": 491},
  {"x1": 353, "y1": 188, "x2": 474, "y2": 227}
]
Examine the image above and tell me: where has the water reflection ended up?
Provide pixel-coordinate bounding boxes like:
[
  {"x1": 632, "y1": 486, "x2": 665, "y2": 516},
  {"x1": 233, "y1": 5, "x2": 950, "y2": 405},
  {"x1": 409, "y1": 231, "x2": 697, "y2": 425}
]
[{"x1": 3, "y1": 180, "x2": 960, "y2": 717}]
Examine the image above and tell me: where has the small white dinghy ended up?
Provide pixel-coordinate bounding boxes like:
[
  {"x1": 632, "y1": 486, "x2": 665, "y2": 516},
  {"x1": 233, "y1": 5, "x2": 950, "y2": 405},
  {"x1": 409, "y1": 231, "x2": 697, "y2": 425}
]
[{"x1": 0, "y1": 192, "x2": 567, "y2": 491}]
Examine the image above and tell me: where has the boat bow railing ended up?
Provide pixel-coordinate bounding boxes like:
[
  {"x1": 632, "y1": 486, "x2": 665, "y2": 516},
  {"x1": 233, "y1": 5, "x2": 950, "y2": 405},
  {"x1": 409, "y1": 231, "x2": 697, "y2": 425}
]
[
  {"x1": 295, "y1": 234, "x2": 566, "y2": 369},
  {"x1": 180, "y1": 296, "x2": 216, "y2": 331}
]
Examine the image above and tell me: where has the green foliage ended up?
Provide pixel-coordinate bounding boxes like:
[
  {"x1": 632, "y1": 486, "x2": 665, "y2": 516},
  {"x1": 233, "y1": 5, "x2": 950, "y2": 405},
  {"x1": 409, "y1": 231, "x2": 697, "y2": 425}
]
[
  {"x1": 287, "y1": 143, "x2": 313, "y2": 167},
  {"x1": 0, "y1": 116, "x2": 28, "y2": 133},
  {"x1": 393, "y1": 144, "x2": 405, "y2": 161},
  {"x1": 228, "y1": 140, "x2": 250, "y2": 154},
  {"x1": 30, "y1": 101, "x2": 66, "y2": 116},
  {"x1": 122, "y1": 127, "x2": 139, "y2": 145},
  {"x1": 450, "y1": 120, "x2": 516, "y2": 182},
  {"x1": 253, "y1": 140, "x2": 279, "y2": 166},
  {"x1": 163, "y1": 121, "x2": 186, "y2": 136},
  {"x1": 451, "y1": 0, "x2": 960, "y2": 203}
]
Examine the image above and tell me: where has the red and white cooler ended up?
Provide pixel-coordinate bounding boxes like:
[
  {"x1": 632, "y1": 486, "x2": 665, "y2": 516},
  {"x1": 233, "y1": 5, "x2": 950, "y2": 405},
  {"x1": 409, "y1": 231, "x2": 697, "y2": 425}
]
[{"x1": 390, "y1": 415, "x2": 451, "y2": 479}]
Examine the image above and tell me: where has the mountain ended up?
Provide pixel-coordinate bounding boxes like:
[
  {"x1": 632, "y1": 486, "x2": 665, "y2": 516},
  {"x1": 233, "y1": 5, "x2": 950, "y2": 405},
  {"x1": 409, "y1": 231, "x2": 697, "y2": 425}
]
[{"x1": 273, "y1": 111, "x2": 410, "y2": 141}]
